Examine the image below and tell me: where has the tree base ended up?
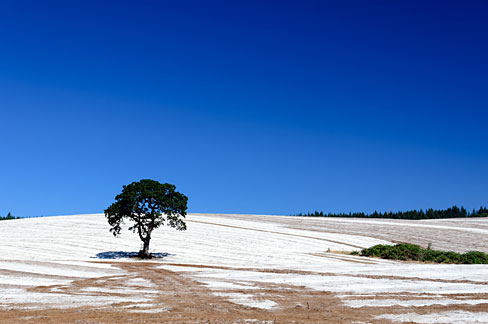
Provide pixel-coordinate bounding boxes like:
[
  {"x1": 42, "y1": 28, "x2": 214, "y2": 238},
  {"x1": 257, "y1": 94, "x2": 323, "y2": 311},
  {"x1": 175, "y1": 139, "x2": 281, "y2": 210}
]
[{"x1": 137, "y1": 250, "x2": 153, "y2": 259}]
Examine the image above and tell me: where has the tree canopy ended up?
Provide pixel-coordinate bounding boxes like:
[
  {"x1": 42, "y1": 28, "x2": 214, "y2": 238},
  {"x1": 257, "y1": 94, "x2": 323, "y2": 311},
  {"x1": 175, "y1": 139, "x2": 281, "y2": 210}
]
[{"x1": 104, "y1": 179, "x2": 188, "y2": 258}]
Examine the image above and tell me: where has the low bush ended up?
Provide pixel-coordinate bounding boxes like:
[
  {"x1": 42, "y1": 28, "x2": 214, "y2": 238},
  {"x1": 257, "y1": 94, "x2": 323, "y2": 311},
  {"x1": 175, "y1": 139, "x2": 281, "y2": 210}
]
[{"x1": 359, "y1": 243, "x2": 488, "y2": 264}]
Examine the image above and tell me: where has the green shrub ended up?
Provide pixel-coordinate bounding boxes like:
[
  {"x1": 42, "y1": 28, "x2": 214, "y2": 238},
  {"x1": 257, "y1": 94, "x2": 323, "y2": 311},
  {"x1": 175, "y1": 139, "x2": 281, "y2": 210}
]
[
  {"x1": 359, "y1": 243, "x2": 488, "y2": 264},
  {"x1": 462, "y1": 251, "x2": 488, "y2": 264}
]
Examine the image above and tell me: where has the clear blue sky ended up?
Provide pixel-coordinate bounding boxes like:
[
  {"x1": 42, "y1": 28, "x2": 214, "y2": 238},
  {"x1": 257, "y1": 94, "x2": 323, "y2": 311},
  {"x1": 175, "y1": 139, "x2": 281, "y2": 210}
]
[{"x1": 1, "y1": 1, "x2": 487, "y2": 217}]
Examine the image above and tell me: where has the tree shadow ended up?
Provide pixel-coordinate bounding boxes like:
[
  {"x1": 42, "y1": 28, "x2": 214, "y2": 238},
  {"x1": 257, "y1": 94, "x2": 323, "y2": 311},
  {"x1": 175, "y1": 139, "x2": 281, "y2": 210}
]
[{"x1": 92, "y1": 251, "x2": 172, "y2": 259}]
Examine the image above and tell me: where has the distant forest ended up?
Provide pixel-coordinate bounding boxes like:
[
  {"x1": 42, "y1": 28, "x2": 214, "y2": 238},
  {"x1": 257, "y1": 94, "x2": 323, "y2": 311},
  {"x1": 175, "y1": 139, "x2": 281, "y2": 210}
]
[
  {"x1": 293, "y1": 206, "x2": 488, "y2": 220},
  {"x1": 0, "y1": 212, "x2": 18, "y2": 221}
]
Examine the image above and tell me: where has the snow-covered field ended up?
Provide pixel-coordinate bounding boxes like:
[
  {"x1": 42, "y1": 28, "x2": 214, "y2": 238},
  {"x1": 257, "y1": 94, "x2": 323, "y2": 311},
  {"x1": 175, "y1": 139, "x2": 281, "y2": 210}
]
[{"x1": 0, "y1": 213, "x2": 487, "y2": 323}]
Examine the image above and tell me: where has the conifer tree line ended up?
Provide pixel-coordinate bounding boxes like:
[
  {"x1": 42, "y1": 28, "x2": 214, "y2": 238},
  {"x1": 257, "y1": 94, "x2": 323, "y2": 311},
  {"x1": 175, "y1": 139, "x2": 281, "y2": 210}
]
[
  {"x1": 0, "y1": 212, "x2": 18, "y2": 221},
  {"x1": 293, "y1": 206, "x2": 488, "y2": 220}
]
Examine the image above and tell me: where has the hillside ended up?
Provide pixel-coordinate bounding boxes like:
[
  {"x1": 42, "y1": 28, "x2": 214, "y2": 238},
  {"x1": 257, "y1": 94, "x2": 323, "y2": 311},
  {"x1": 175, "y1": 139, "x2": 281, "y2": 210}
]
[{"x1": 0, "y1": 214, "x2": 488, "y2": 323}]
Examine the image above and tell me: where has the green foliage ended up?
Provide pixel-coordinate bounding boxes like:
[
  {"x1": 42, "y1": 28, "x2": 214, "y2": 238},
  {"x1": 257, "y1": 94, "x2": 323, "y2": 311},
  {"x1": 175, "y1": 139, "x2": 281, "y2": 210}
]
[
  {"x1": 359, "y1": 243, "x2": 488, "y2": 264},
  {"x1": 293, "y1": 205, "x2": 488, "y2": 220},
  {"x1": 104, "y1": 179, "x2": 188, "y2": 258},
  {"x1": 462, "y1": 251, "x2": 488, "y2": 264}
]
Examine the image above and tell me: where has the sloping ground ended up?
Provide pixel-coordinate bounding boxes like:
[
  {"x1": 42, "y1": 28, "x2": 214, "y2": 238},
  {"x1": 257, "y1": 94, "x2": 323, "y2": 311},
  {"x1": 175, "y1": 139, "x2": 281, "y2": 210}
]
[{"x1": 0, "y1": 214, "x2": 487, "y2": 323}]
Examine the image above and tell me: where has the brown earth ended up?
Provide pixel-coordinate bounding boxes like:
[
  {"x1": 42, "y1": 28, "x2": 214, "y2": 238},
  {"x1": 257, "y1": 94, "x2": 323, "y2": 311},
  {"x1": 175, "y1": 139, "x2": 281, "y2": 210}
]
[{"x1": 2, "y1": 261, "x2": 488, "y2": 324}]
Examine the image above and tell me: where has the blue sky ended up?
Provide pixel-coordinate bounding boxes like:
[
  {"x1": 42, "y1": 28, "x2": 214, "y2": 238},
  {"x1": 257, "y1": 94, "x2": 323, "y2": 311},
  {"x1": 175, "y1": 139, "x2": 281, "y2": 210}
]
[{"x1": 1, "y1": 1, "x2": 487, "y2": 217}]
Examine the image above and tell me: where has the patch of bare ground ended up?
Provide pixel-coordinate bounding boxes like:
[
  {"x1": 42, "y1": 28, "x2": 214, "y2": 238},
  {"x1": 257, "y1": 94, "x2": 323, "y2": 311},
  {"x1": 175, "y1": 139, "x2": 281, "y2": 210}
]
[{"x1": 2, "y1": 262, "x2": 488, "y2": 324}]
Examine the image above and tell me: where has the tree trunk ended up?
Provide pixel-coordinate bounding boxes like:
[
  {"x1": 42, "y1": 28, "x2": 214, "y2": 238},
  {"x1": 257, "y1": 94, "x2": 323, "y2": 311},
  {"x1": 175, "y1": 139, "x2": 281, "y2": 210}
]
[{"x1": 139, "y1": 236, "x2": 152, "y2": 259}]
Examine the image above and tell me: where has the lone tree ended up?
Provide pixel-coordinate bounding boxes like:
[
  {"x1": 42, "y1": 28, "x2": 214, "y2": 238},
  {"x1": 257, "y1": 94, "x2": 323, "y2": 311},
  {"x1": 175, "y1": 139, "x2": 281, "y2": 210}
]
[{"x1": 104, "y1": 179, "x2": 188, "y2": 258}]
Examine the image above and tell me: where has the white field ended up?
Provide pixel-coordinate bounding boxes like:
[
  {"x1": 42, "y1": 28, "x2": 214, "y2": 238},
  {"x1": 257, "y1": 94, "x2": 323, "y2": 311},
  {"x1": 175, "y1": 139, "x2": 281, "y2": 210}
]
[{"x1": 1, "y1": 213, "x2": 488, "y2": 323}]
